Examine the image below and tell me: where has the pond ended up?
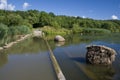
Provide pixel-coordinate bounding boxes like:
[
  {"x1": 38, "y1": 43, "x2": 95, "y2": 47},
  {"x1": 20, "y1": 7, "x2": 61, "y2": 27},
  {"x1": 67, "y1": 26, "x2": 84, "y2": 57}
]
[
  {"x1": 0, "y1": 37, "x2": 57, "y2": 80},
  {"x1": 0, "y1": 33, "x2": 120, "y2": 80},
  {"x1": 49, "y1": 33, "x2": 120, "y2": 80}
]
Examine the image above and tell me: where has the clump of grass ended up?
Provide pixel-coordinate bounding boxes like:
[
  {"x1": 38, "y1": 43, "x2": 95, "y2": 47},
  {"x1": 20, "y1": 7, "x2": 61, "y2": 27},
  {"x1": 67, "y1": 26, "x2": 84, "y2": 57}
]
[
  {"x1": 81, "y1": 28, "x2": 111, "y2": 34},
  {"x1": 0, "y1": 24, "x2": 32, "y2": 46},
  {"x1": 8, "y1": 25, "x2": 31, "y2": 36},
  {"x1": 72, "y1": 27, "x2": 111, "y2": 34},
  {"x1": 41, "y1": 26, "x2": 71, "y2": 35},
  {"x1": 0, "y1": 23, "x2": 8, "y2": 39}
]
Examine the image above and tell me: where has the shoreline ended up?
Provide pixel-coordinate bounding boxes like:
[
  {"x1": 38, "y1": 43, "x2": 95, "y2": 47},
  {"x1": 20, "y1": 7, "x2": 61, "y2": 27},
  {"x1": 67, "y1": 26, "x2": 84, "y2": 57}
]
[
  {"x1": 0, "y1": 30, "x2": 44, "y2": 51},
  {"x1": 0, "y1": 34, "x2": 32, "y2": 51}
]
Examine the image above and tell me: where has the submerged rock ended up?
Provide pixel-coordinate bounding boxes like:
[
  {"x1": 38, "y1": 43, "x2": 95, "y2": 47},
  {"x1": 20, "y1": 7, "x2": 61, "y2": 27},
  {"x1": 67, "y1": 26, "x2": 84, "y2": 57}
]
[
  {"x1": 86, "y1": 45, "x2": 116, "y2": 65},
  {"x1": 54, "y1": 35, "x2": 65, "y2": 42}
]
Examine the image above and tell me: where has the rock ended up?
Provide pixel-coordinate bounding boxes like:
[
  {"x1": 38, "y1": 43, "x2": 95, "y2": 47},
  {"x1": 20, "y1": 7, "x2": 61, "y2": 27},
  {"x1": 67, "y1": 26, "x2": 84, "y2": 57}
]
[
  {"x1": 54, "y1": 35, "x2": 65, "y2": 42},
  {"x1": 86, "y1": 45, "x2": 116, "y2": 65},
  {"x1": 0, "y1": 47, "x2": 3, "y2": 50},
  {"x1": 33, "y1": 30, "x2": 44, "y2": 37}
]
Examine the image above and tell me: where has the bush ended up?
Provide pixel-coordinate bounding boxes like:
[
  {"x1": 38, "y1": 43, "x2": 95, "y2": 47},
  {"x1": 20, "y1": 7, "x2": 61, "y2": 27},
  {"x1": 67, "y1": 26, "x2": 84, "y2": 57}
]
[
  {"x1": 8, "y1": 26, "x2": 19, "y2": 36},
  {"x1": 8, "y1": 25, "x2": 31, "y2": 36},
  {"x1": 0, "y1": 23, "x2": 8, "y2": 39},
  {"x1": 17, "y1": 25, "x2": 31, "y2": 35},
  {"x1": 41, "y1": 26, "x2": 71, "y2": 35},
  {"x1": 72, "y1": 25, "x2": 83, "y2": 33}
]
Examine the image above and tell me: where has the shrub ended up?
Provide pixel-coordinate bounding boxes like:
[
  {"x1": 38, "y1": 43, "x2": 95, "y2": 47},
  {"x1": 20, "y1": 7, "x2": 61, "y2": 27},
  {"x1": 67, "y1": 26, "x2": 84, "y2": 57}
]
[
  {"x1": 0, "y1": 23, "x2": 8, "y2": 39},
  {"x1": 8, "y1": 25, "x2": 31, "y2": 36},
  {"x1": 17, "y1": 25, "x2": 31, "y2": 35},
  {"x1": 41, "y1": 26, "x2": 71, "y2": 35}
]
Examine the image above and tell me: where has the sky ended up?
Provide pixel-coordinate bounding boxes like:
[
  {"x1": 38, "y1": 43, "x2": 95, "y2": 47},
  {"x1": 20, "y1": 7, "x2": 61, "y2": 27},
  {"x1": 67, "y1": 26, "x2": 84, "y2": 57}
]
[{"x1": 0, "y1": 0, "x2": 120, "y2": 20}]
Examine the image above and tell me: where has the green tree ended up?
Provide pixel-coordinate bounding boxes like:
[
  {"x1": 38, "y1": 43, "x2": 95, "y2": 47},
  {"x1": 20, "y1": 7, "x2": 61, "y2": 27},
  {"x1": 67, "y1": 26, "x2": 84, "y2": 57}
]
[{"x1": 5, "y1": 14, "x2": 23, "y2": 26}]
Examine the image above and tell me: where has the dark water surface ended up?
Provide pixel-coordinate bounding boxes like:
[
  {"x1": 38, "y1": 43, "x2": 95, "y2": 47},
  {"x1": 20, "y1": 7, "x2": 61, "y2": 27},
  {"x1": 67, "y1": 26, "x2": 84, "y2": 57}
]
[
  {"x1": 50, "y1": 33, "x2": 120, "y2": 80},
  {"x1": 0, "y1": 33, "x2": 120, "y2": 80}
]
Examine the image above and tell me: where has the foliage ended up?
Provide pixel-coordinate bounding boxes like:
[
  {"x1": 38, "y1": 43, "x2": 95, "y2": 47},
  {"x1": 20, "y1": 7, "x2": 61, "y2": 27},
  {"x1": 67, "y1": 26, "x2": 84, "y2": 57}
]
[
  {"x1": 0, "y1": 24, "x2": 31, "y2": 46},
  {"x1": 0, "y1": 23, "x2": 8, "y2": 39},
  {"x1": 0, "y1": 9, "x2": 120, "y2": 35},
  {"x1": 81, "y1": 28, "x2": 111, "y2": 34},
  {"x1": 41, "y1": 26, "x2": 71, "y2": 35},
  {"x1": 8, "y1": 25, "x2": 31, "y2": 36},
  {"x1": 72, "y1": 24, "x2": 83, "y2": 33}
]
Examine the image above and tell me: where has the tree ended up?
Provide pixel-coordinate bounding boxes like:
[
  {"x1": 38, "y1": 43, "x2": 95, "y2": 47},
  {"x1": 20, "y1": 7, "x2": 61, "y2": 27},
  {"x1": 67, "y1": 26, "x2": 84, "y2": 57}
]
[{"x1": 5, "y1": 14, "x2": 23, "y2": 26}]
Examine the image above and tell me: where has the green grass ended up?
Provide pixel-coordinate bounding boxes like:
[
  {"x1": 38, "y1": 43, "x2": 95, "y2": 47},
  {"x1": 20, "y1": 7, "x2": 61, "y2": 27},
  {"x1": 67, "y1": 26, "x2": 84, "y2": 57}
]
[
  {"x1": 41, "y1": 26, "x2": 71, "y2": 35},
  {"x1": 81, "y1": 28, "x2": 111, "y2": 34},
  {"x1": 0, "y1": 24, "x2": 32, "y2": 46},
  {"x1": 72, "y1": 27, "x2": 111, "y2": 34}
]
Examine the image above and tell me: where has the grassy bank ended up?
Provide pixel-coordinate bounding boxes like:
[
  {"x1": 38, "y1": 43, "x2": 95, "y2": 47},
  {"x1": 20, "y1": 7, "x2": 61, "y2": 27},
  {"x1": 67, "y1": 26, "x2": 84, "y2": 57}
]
[
  {"x1": 72, "y1": 27, "x2": 111, "y2": 34},
  {"x1": 40, "y1": 26, "x2": 111, "y2": 35},
  {"x1": 0, "y1": 23, "x2": 32, "y2": 46},
  {"x1": 40, "y1": 26, "x2": 71, "y2": 35},
  {"x1": 81, "y1": 28, "x2": 111, "y2": 34}
]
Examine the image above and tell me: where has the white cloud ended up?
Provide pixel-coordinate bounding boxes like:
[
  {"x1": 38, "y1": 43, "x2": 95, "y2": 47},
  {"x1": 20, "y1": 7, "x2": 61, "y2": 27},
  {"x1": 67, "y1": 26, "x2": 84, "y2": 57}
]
[
  {"x1": 23, "y1": 2, "x2": 30, "y2": 9},
  {"x1": 7, "y1": 4, "x2": 15, "y2": 10},
  {"x1": 111, "y1": 15, "x2": 118, "y2": 20},
  {"x1": 0, "y1": 0, "x2": 7, "y2": 9},
  {"x1": 0, "y1": 0, "x2": 15, "y2": 10},
  {"x1": 82, "y1": 16, "x2": 86, "y2": 18}
]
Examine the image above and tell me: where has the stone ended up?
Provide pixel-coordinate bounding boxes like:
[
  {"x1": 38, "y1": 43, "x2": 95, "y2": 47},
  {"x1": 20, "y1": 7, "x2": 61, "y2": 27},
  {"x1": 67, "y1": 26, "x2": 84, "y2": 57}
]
[
  {"x1": 33, "y1": 30, "x2": 44, "y2": 37},
  {"x1": 0, "y1": 47, "x2": 3, "y2": 50},
  {"x1": 54, "y1": 35, "x2": 65, "y2": 42},
  {"x1": 86, "y1": 45, "x2": 116, "y2": 65}
]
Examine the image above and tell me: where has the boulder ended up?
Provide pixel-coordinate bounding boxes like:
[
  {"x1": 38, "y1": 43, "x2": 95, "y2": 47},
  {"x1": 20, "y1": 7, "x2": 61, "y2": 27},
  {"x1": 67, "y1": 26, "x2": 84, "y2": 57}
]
[
  {"x1": 0, "y1": 47, "x2": 3, "y2": 50},
  {"x1": 86, "y1": 45, "x2": 116, "y2": 65},
  {"x1": 54, "y1": 35, "x2": 65, "y2": 42},
  {"x1": 33, "y1": 30, "x2": 44, "y2": 37}
]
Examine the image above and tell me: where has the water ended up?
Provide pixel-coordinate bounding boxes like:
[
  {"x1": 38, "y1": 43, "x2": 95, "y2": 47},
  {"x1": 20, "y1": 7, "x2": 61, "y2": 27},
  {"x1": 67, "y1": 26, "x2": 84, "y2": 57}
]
[
  {"x1": 50, "y1": 33, "x2": 120, "y2": 80},
  {"x1": 0, "y1": 33, "x2": 120, "y2": 80},
  {"x1": 0, "y1": 37, "x2": 57, "y2": 80}
]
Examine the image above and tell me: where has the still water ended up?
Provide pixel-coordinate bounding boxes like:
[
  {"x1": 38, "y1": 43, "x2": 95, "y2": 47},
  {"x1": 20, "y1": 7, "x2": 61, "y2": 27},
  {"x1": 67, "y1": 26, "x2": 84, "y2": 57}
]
[
  {"x1": 0, "y1": 37, "x2": 57, "y2": 80},
  {"x1": 0, "y1": 33, "x2": 120, "y2": 80},
  {"x1": 51, "y1": 33, "x2": 120, "y2": 80}
]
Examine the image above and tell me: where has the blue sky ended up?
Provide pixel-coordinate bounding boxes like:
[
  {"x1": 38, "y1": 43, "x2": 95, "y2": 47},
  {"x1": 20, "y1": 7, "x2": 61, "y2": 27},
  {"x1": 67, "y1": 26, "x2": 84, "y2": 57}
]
[{"x1": 0, "y1": 0, "x2": 120, "y2": 20}]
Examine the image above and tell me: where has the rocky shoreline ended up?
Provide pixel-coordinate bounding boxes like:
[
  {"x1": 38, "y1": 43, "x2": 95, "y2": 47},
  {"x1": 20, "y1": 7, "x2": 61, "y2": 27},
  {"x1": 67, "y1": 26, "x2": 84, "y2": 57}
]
[
  {"x1": 0, "y1": 30, "x2": 45, "y2": 51},
  {"x1": 0, "y1": 34, "x2": 32, "y2": 51}
]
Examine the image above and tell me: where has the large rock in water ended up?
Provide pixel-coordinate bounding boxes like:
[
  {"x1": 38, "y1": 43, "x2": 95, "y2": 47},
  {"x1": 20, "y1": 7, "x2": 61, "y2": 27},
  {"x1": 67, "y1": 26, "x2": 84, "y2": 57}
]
[
  {"x1": 86, "y1": 45, "x2": 116, "y2": 65},
  {"x1": 54, "y1": 35, "x2": 65, "y2": 42}
]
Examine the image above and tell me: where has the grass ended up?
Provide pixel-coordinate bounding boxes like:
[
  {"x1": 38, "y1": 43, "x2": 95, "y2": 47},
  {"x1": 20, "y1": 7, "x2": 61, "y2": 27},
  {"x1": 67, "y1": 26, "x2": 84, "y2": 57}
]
[{"x1": 40, "y1": 26, "x2": 71, "y2": 35}]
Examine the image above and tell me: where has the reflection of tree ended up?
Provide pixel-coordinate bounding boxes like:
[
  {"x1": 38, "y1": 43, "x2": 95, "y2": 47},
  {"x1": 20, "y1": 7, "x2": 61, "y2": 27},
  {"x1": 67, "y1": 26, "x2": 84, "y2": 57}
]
[
  {"x1": 0, "y1": 51, "x2": 8, "y2": 67},
  {"x1": 5, "y1": 37, "x2": 48, "y2": 54},
  {"x1": 63, "y1": 33, "x2": 120, "y2": 46},
  {"x1": 84, "y1": 64, "x2": 115, "y2": 80}
]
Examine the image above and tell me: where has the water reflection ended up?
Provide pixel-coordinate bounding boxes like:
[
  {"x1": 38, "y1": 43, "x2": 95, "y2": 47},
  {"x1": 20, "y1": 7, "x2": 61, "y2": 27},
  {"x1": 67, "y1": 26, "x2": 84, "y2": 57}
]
[
  {"x1": 0, "y1": 51, "x2": 8, "y2": 67},
  {"x1": 50, "y1": 33, "x2": 120, "y2": 80},
  {"x1": 5, "y1": 37, "x2": 48, "y2": 54},
  {"x1": 55, "y1": 41, "x2": 65, "y2": 46},
  {"x1": 0, "y1": 37, "x2": 57, "y2": 80},
  {"x1": 84, "y1": 65, "x2": 115, "y2": 80}
]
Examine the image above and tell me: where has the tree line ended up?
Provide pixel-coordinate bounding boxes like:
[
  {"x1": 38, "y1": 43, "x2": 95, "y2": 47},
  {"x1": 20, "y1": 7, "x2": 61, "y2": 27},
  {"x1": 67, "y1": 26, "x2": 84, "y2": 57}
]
[
  {"x1": 0, "y1": 9, "x2": 120, "y2": 34},
  {"x1": 0, "y1": 9, "x2": 120, "y2": 46}
]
